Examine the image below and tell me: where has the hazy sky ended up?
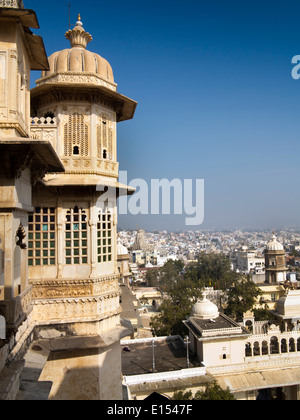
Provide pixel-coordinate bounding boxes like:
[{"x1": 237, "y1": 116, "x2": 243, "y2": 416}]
[{"x1": 27, "y1": 0, "x2": 300, "y2": 232}]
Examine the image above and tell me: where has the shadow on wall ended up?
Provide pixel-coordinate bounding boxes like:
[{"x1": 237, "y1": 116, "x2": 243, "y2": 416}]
[{"x1": 33, "y1": 341, "x2": 123, "y2": 401}]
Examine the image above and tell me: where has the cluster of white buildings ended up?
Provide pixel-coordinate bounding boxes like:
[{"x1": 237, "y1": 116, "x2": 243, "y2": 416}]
[{"x1": 118, "y1": 234, "x2": 300, "y2": 400}]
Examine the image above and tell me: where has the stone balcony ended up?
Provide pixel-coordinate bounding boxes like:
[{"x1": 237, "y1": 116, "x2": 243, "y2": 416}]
[
  {"x1": 30, "y1": 117, "x2": 57, "y2": 146},
  {"x1": 30, "y1": 117, "x2": 119, "y2": 178}
]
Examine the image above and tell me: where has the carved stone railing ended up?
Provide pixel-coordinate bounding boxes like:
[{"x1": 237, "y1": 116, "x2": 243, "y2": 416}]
[
  {"x1": 30, "y1": 117, "x2": 57, "y2": 147},
  {"x1": 208, "y1": 354, "x2": 300, "y2": 377},
  {"x1": 30, "y1": 117, "x2": 119, "y2": 177},
  {"x1": 0, "y1": 0, "x2": 24, "y2": 8},
  {"x1": 61, "y1": 157, "x2": 119, "y2": 178}
]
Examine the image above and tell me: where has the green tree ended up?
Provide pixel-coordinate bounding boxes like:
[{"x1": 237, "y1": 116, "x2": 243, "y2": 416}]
[
  {"x1": 158, "y1": 259, "x2": 184, "y2": 294},
  {"x1": 253, "y1": 305, "x2": 274, "y2": 321},
  {"x1": 173, "y1": 382, "x2": 235, "y2": 400},
  {"x1": 150, "y1": 278, "x2": 202, "y2": 337},
  {"x1": 225, "y1": 277, "x2": 261, "y2": 320},
  {"x1": 145, "y1": 268, "x2": 159, "y2": 287},
  {"x1": 185, "y1": 252, "x2": 240, "y2": 291}
]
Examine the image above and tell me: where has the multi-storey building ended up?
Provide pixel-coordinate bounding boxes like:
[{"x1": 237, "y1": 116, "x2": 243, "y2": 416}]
[{"x1": 0, "y1": 1, "x2": 137, "y2": 400}]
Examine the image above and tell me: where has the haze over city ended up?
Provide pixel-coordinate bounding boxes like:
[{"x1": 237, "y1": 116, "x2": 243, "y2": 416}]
[{"x1": 28, "y1": 0, "x2": 300, "y2": 231}]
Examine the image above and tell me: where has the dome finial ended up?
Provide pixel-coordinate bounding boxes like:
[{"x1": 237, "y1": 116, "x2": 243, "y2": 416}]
[
  {"x1": 65, "y1": 14, "x2": 92, "y2": 49},
  {"x1": 76, "y1": 14, "x2": 83, "y2": 26}
]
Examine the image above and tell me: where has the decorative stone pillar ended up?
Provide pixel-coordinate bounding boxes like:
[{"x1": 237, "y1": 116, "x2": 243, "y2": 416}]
[
  {"x1": 89, "y1": 219, "x2": 97, "y2": 279},
  {"x1": 56, "y1": 206, "x2": 64, "y2": 279}
]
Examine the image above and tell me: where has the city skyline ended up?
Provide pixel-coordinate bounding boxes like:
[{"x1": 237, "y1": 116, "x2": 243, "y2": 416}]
[{"x1": 28, "y1": 0, "x2": 300, "y2": 231}]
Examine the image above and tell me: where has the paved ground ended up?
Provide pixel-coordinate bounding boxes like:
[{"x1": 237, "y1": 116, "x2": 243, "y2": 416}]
[{"x1": 122, "y1": 338, "x2": 200, "y2": 376}]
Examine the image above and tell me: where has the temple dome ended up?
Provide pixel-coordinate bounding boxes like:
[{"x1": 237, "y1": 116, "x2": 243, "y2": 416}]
[
  {"x1": 39, "y1": 15, "x2": 115, "y2": 88},
  {"x1": 117, "y1": 238, "x2": 129, "y2": 256},
  {"x1": 191, "y1": 294, "x2": 219, "y2": 320},
  {"x1": 266, "y1": 234, "x2": 284, "y2": 251}
]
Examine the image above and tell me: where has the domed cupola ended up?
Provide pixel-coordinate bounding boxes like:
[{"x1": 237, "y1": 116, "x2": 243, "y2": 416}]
[
  {"x1": 31, "y1": 14, "x2": 136, "y2": 124},
  {"x1": 266, "y1": 234, "x2": 284, "y2": 251},
  {"x1": 37, "y1": 15, "x2": 116, "y2": 91},
  {"x1": 117, "y1": 238, "x2": 129, "y2": 256},
  {"x1": 191, "y1": 293, "x2": 219, "y2": 320}
]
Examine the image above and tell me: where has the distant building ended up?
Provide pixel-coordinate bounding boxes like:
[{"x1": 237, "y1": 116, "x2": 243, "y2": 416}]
[
  {"x1": 133, "y1": 228, "x2": 149, "y2": 252},
  {"x1": 264, "y1": 234, "x2": 288, "y2": 284},
  {"x1": 254, "y1": 235, "x2": 287, "y2": 310},
  {"x1": 184, "y1": 293, "x2": 300, "y2": 400},
  {"x1": 235, "y1": 246, "x2": 265, "y2": 274},
  {"x1": 122, "y1": 291, "x2": 300, "y2": 400},
  {"x1": 117, "y1": 238, "x2": 131, "y2": 287}
]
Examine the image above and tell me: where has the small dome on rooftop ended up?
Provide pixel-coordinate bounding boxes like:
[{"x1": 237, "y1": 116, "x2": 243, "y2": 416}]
[
  {"x1": 266, "y1": 234, "x2": 284, "y2": 251},
  {"x1": 117, "y1": 238, "x2": 129, "y2": 256},
  {"x1": 191, "y1": 293, "x2": 219, "y2": 320}
]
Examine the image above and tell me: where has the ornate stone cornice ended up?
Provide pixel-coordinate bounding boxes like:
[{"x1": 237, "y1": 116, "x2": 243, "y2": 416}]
[
  {"x1": 30, "y1": 274, "x2": 118, "y2": 286},
  {"x1": 30, "y1": 275, "x2": 119, "y2": 300},
  {"x1": 36, "y1": 72, "x2": 117, "y2": 92},
  {"x1": 0, "y1": 121, "x2": 28, "y2": 137}
]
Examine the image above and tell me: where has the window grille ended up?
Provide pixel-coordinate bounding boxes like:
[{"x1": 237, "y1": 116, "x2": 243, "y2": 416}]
[
  {"x1": 28, "y1": 207, "x2": 56, "y2": 266},
  {"x1": 97, "y1": 210, "x2": 112, "y2": 263},
  {"x1": 65, "y1": 206, "x2": 88, "y2": 265},
  {"x1": 64, "y1": 113, "x2": 89, "y2": 157},
  {"x1": 97, "y1": 115, "x2": 113, "y2": 160}
]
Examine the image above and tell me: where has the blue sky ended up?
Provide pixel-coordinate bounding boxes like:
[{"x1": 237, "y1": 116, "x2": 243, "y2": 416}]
[{"x1": 27, "y1": 0, "x2": 300, "y2": 231}]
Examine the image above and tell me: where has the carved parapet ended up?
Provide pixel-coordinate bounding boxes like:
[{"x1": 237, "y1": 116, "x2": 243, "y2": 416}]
[
  {"x1": 30, "y1": 274, "x2": 119, "y2": 301},
  {"x1": 30, "y1": 275, "x2": 120, "y2": 326},
  {"x1": 0, "y1": 286, "x2": 33, "y2": 330},
  {"x1": 61, "y1": 157, "x2": 119, "y2": 178},
  {"x1": 32, "y1": 293, "x2": 120, "y2": 324},
  {"x1": 31, "y1": 116, "x2": 57, "y2": 127},
  {"x1": 30, "y1": 117, "x2": 57, "y2": 148}
]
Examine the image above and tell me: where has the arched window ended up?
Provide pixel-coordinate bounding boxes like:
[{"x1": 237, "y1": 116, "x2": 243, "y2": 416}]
[
  {"x1": 262, "y1": 341, "x2": 268, "y2": 355},
  {"x1": 270, "y1": 337, "x2": 279, "y2": 354},
  {"x1": 245, "y1": 343, "x2": 252, "y2": 357},
  {"x1": 289, "y1": 338, "x2": 295, "y2": 353},
  {"x1": 73, "y1": 146, "x2": 80, "y2": 155},
  {"x1": 246, "y1": 320, "x2": 253, "y2": 333},
  {"x1": 281, "y1": 339, "x2": 287, "y2": 353},
  {"x1": 253, "y1": 342, "x2": 260, "y2": 356},
  {"x1": 65, "y1": 207, "x2": 88, "y2": 265},
  {"x1": 97, "y1": 115, "x2": 113, "y2": 160}
]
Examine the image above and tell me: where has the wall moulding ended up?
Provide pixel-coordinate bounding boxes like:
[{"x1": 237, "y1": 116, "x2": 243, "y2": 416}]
[{"x1": 30, "y1": 274, "x2": 119, "y2": 300}]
